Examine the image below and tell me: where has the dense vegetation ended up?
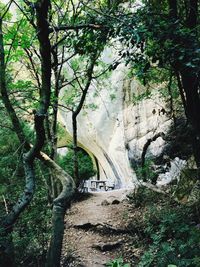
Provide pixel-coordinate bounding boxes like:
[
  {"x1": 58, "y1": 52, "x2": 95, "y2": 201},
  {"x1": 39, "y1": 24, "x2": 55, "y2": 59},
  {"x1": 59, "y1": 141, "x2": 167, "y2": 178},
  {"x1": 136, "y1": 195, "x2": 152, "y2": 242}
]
[
  {"x1": 128, "y1": 187, "x2": 200, "y2": 267},
  {"x1": 0, "y1": 0, "x2": 200, "y2": 266}
]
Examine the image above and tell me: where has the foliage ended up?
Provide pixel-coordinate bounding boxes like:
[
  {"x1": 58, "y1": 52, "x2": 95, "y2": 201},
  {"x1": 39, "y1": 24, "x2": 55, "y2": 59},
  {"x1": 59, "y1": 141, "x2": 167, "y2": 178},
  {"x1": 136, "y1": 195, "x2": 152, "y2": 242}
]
[
  {"x1": 1, "y1": 0, "x2": 200, "y2": 265},
  {"x1": 85, "y1": 103, "x2": 99, "y2": 111},
  {"x1": 128, "y1": 186, "x2": 166, "y2": 208},
  {"x1": 0, "y1": 128, "x2": 23, "y2": 204},
  {"x1": 132, "y1": 90, "x2": 151, "y2": 104},
  {"x1": 139, "y1": 206, "x2": 200, "y2": 267},
  {"x1": 128, "y1": 187, "x2": 200, "y2": 267},
  {"x1": 108, "y1": 0, "x2": 200, "y2": 131},
  {"x1": 57, "y1": 146, "x2": 96, "y2": 182},
  {"x1": 0, "y1": 126, "x2": 51, "y2": 266},
  {"x1": 14, "y1": 182, "x2": 51, "y2": 266},
  {"x1": 135, "y1": 159, "x2": 158, "y2": 184},
  {"x1": 116, "y1": 3, "x2": 200, "y2": 81},
  {"x1": 106, "y1": 257, "x2": 130, "y2": 267},
  {"x1": 0, "y1": 0, "x2": 116, "y2": 264}
]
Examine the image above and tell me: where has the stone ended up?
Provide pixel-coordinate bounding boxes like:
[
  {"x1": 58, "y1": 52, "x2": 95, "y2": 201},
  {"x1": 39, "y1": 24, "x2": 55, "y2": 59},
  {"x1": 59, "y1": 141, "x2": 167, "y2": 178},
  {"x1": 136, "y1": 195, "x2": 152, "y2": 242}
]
[
  {"x1": 101, "y1": 200, "x2": 110, "y2": 206},
  {"x1": 74, "y1": 222, "x2": 97, "y2": 230},
  {"x1": 111, "y1": 199, "x2": 120, "y2": 205},
  {"x1": 92, "y1": 240, "x2": 123, "y2": 251}
]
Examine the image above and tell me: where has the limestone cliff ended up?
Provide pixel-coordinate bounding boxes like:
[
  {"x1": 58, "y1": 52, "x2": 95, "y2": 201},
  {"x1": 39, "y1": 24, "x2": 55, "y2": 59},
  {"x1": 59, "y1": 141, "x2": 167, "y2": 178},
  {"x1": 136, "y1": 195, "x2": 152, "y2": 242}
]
[{"x1": 58, "y1": 60, "x2": 173, "y2": 188}]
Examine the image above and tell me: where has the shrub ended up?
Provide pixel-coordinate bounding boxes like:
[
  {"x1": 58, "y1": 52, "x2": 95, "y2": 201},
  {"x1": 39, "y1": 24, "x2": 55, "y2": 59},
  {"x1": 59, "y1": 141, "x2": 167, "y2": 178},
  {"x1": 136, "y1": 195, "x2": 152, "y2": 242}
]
[
  {"x1": 57, "y1": 147, "x2": 96, "y2": 183},
  {"x1": 106, "y1": 257, "x2": 130, "y2": 267},
  {"x1": 127, "y1": 186, "x2": 167, "y2": 208},
  {"x1": 135, "y1": 159, "x2": 158, "y2": 184},
  {"x1": 138, "y1": 203, "x2": 200, "y2": 267},
  {"x1": 0, "y1": 126, "x2": 51, "y2": 266}
]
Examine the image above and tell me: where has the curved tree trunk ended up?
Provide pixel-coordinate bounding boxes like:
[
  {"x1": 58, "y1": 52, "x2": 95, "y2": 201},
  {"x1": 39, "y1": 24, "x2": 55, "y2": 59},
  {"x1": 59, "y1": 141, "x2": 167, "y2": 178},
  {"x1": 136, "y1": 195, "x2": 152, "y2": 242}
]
[
  {"x1": 0, "y1": 1, "x2": 51, "y2": 265},
  {"x1": 39, "y1": 152, "x2": 75, "y2": 267}
]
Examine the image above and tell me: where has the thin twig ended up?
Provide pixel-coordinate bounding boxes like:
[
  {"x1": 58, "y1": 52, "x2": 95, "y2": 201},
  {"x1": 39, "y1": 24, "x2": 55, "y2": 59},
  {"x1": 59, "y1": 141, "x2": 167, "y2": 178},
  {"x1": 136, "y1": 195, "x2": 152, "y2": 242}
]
[
  {"x1": 2, "y1": 195, "x2": 9, "y2": 214},
  {"x1": 2, "y1": 0, "x2": 13, "y2": 20}
]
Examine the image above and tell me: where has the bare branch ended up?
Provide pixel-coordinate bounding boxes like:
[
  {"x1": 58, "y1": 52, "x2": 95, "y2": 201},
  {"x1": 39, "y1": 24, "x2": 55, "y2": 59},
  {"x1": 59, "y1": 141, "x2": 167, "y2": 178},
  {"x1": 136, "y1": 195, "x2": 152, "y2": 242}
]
[
  {"x1": 49, "y1": 23, "x2": 106, "y2": 33},
  {"x1": 5, "y1": 18, "x2": 26, "y2": 68},
  {"x1": 13, "y1": 0, "x2": 37, "y2": 29},
  {"x1": 24, "y1": 48, "x2": 41, "y2": 90},
  {"x1": 1, "y1": 0, "x2": 13, "y2": 20}
]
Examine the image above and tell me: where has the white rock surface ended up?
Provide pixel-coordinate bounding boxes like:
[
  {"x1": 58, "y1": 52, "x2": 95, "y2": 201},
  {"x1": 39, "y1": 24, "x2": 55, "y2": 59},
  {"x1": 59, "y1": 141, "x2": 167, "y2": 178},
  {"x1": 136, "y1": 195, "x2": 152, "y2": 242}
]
[
  {"x1": 58, "y1": 62, "x2": 172, "y2": 188},
  {"x1": 157, "y1": 157, "x2": 187, "y2": 186}
]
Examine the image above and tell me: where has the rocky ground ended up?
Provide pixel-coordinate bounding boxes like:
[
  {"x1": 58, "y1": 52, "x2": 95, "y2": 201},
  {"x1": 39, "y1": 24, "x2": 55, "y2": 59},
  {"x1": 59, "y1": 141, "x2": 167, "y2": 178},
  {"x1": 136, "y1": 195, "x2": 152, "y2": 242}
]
[{"x1": 61, "y1": 189, "x2": 142, "y2": 267}]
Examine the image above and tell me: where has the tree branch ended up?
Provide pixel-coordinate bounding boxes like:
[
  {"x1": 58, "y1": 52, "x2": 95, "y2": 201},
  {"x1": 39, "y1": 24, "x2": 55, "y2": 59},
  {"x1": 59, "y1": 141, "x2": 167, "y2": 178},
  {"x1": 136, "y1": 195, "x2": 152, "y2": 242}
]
[
  {"x1": 73, "y1": 54, "x2": 98, "y2": 117},
  {"x1": 141, "y1": 132, "x2": 165, "y2": 168},
  {"x1": 49, "y1": 23, "x2": 106, "y2": 33}
]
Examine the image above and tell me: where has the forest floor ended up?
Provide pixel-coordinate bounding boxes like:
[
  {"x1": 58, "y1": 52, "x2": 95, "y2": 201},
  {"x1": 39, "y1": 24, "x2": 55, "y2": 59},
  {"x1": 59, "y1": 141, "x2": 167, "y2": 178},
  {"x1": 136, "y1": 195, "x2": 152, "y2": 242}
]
[{"x1": 61, "y1": 188, "x2": 141, "y2": 267}]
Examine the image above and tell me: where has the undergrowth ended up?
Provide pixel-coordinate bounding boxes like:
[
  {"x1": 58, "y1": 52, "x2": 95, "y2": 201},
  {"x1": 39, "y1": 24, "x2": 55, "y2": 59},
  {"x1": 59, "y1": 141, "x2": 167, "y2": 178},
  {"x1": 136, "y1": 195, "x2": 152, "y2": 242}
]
[
  {"x1": 126, "y1": 187, "x2": 200, "y2": 267},
  {"x1": 106, "y1": 257, "x2": 130, "y2": 267}
]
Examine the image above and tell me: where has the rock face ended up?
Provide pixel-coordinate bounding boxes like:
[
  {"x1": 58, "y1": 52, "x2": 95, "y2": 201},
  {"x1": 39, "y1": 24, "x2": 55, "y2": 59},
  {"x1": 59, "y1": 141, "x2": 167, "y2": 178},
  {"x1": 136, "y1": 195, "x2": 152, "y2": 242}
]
[
  {"x1": 58, "y1": 62, "x2": 171, "y2": 188},
  {"x1": 123, "y1": 79, "x2": 171, "y2": 163}
]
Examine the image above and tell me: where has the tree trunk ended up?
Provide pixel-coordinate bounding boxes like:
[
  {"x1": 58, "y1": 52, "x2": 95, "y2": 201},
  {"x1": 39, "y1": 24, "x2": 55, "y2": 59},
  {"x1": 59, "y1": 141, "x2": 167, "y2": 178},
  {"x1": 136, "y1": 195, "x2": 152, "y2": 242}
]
[
  {"x1": 169, "y1": 0, "x2": 200, "y2": 174},
  {"x1": 1, "y1": 1, "x2": 76, "y2": 266},
  {"x1": 141, "y1": 132, "x2": 165, "y2": 168},
  {"x1": 35, "y1": 2, "x2": 75, "y2": 265},
  {"x1": 168, "y1": 72, "x2": 177, "y2": 126},
  {"x1": 39, "y1": 152, "x2": 75, "y2": 267},
  {"x1": 48, "y1": 46, "x2": 63, "y2": 200},
  {"x1": 71, "y1": 55, "x2": 97, "y2": 187},
  {"x1": 72, "y1": 112, "x2": 79, "y2": 187},
  {"x1": 180, "y1": 69, "x2": 200, "y2": 170}
]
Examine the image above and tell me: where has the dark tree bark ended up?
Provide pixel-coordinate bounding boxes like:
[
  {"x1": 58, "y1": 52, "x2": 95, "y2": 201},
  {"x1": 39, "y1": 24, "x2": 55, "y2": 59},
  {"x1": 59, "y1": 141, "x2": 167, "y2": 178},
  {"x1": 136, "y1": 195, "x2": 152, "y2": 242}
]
[
  {"x1": 35, "y1": 0, "x2": 51, "y2": 114},
  {"x1": 168, "y1": 72, "x2": 176, "y2": 126},
  {"x1": 34, "y1": 1, "x2": 75, "y2": 265},
  {"x1": 186, "y1": 0, "x2": 198, "y2": 28},
  {"x1": 45, "y1": 40, "x2": 63, "y2": 201},
  {"x1": 178, "y1": 1, "x2": 200, "y2": 170},
  {"x1": 175, "y1": 71, "x2": 187, "y2": 111},
  {"x1": 43, "y1": 152, "x2": 75, "y2": 267},
  {"x1": 168, "y1": 0, "x2": 200, "y2": 172},
  {"x1": 50, "y1": 43, "x2": 63, "y2": 160},
  {"x1": 141, "y1": 132, "x2": 165, "y2": 168},
  {"x1": 72, "y1": 111, "x2": 79, "y2": 186},
  {"x1": 179, "y1": 68, "x2": 200, "y2": 168},
  {"x1": 168, "y1": 0, "x2": 177, "y2": 18}
]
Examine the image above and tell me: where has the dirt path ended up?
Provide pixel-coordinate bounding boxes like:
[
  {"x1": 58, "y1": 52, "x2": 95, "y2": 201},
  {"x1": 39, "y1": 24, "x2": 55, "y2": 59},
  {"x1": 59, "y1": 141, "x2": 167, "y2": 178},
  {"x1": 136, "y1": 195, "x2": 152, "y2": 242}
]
[{"x1": 61, "y1": 189, "x2": 136, "y2": 267}]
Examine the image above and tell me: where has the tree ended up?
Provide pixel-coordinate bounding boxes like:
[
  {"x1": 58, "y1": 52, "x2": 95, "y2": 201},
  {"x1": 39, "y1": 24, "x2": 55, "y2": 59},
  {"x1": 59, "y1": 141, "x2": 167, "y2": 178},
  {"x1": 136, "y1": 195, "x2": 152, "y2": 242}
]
[
  {"x1": 0, "y1": 0, "x2": 51, "y2": 264},
  {"x1": 112, "y1": 0, "x2": 200, "y2": 176},
  {"x1": 0, "y1": 0, "x2": 113, "y2": 265},
  {"x1": 46, "y1": 0, "x2": 113, "y2": 187},
  {"x1": 0, "y1": 1, "x2": 75, "y2": 266}
]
